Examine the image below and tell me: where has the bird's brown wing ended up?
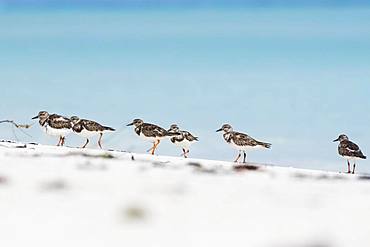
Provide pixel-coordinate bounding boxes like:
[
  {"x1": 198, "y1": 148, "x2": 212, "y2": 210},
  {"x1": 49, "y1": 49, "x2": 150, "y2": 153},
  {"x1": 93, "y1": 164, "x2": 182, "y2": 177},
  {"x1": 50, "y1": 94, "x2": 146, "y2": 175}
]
[
  {"x1": 81, "y1": 119, "x2": 105, "y2": 132},
  {"x1": 340, "y1": 140, "x2": 365, "y2": 158},
  {"x1": 47, "y1": 114, "x2": 72, "y2": 129},
  {"x1": 72, "y1": 122, "x2": 84, "y2": 133},
  {"x1": 171, "y1": 134, "x2": 185, "y2": 143},
  {"x1": 183, "y1": 131, "x2": 198, "y2": 141},
  {"x1": 232, "y1": 132, "x2": 259, "y2": 146},
  {"x1": 141, "y1": 123, "x2": 167, "y2": 137}
]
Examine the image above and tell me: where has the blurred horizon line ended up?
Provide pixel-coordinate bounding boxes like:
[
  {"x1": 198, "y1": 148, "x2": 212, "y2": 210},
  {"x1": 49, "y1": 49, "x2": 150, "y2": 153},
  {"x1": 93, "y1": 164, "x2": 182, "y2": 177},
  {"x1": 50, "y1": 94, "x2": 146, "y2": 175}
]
[{"x1": 1, "y1": 0, "x2": 370, "y2": 10}]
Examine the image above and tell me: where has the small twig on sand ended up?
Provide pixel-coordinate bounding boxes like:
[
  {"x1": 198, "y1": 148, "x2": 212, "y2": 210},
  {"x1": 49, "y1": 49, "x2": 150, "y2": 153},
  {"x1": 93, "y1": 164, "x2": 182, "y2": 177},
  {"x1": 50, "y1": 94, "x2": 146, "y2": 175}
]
[
  {"x1": 0, "y1": 120, "x2": 34, "y2": 138},
  {"x1": 0, "y1": 120, "x2": 33, "y2": 129}
]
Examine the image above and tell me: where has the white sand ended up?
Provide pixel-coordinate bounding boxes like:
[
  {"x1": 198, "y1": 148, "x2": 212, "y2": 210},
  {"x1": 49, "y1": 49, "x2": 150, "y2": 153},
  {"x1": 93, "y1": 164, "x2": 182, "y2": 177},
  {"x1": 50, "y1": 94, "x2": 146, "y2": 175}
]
[{"x1": 0, "y1": 140, "x2": 369, "y2": 247}]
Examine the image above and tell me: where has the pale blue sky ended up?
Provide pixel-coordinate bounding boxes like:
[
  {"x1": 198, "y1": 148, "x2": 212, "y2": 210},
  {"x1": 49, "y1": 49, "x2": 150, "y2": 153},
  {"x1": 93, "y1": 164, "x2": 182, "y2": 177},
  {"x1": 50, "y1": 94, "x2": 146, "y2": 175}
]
[
  {"x1": 1, "y1": 6, "x2": 369, "y2": 172},
  {"x1": 1, "y1": 0, "x2": 370, "y2": 7}
]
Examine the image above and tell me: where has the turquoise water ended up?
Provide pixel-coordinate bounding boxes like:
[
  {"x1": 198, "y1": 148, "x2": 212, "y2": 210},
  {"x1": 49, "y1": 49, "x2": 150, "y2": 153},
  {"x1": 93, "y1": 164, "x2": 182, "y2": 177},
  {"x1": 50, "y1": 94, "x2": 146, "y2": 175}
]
[{"x1": 1, "y1": 7, "x2": 370, "y2": 171}]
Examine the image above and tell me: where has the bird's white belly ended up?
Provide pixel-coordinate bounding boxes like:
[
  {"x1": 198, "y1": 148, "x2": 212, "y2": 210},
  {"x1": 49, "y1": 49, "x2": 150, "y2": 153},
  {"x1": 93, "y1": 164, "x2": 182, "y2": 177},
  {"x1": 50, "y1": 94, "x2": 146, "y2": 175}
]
[
  {"x1": 75, "y1": 129, "x2": 101, "y2": 138},
  {"x1": 229, "y1": 140, "x2": 263, "y2": 151},
  {"x1": 44, "y1": 125, "x2": 71, "y2": 137},
  {"x1": 173, "y1": 139, "x2": 193, "y2": 149},
  {"x1": 138, "y1": 132, "x2": 167, "y2": 142},
  {"x1": 342, "y1": 155, "x2": 363, "y2": 161}
]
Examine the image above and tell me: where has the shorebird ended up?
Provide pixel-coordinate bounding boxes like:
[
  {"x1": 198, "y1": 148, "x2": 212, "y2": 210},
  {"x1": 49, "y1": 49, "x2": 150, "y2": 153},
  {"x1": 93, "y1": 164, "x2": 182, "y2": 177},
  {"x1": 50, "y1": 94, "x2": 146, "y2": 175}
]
[
  {"x1": 32, "y1": 111, "x2": 72, "y2": 146},
  {"x1": 70, "y1": 116, "x2": 115, "y2": 149},
  {"x1": 216, "y1": 124, "x2": 271, "y2": 163},
  {"x1": 127, "y1": 119, "x2": 171, "y2": 155},
  {"x1": 167, "y1": 124, "x2": 198, "y2": 158},
  {"x1": 333, "y1": 134, "x2": 366, "y2": 174}
]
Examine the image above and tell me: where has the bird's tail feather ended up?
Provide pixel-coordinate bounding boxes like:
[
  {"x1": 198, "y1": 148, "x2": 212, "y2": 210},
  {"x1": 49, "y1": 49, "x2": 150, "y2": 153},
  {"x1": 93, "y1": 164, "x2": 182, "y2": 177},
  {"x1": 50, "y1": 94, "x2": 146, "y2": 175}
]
[
  {"x1": 103, "y1": 126, "x2": 115, "y2": 131},
  {"x1": 259, "y1": 142, "x2": 272, "y2": 149}
]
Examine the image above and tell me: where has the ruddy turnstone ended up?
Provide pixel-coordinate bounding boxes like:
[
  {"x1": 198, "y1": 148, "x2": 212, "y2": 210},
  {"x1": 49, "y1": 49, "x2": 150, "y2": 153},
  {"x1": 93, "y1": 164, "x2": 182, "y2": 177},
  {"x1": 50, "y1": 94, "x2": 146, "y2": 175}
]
[
  {"x1": 127, "y1": 119, "x2": 171, "y2": 155},
  {"x1": 216, "y1": 124, "x2": 271, "y2": 163},
  {"x1": 167, "y1": 124, "x2": 198, "y2": 158},
  {"x1": 70, "y1": 116, "x2": 115, "y2": 149},
  {"x1": 333, "y1": 134, "x2": 366, "y2": 174},
  {"x1": 32, "y1": 111, "x2": 72, "y2": 146}
]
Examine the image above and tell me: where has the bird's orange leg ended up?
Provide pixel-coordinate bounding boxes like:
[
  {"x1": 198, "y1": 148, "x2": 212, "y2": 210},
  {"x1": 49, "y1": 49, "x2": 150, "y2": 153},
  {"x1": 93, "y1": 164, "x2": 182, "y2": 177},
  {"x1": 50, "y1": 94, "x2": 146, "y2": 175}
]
[
  {"x1": 182, "y1": 148, "x2": 189, "y2": 158},
  {"x1": 151, "y1": 140, "x2": 160, "y2": 155},
  {"x1": 352, "y1": 162, "x2": 356, "y2": 174},
  {"x1": 98, "y1": 133, "x2": 103, "y2": 149},
  {"x1": 56, "y1": 136, "x2": 62, "y2": 146},
  {"x1": 347, "y1": 160, "x2": 351, "y2": 173},
  {"x1": 147, "y1": 143, "x2": 155, "y2": 153},
  {"x1": 234, "y1": 151, "x2": 241, "y2": 163},
  {"x1": 82, "y1": 138, "x2": 89, "y2": 148},
  {"x1": 61, "y1": 137, "x2": 65, "y2": 146},
  {"x1": 243, "y1": 151, "x2": 247, "y2": 163}
]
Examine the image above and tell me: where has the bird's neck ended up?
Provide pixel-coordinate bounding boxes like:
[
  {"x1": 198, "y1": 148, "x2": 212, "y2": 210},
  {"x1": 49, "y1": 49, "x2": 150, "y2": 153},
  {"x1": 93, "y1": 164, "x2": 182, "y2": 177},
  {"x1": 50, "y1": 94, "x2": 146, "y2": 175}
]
[
  {"x1": 39, "y1": 118, "x2": 47, "y2": 126},
  {"x1": 223, "y1": 132, "x2": 233, "y2": 142},
  {"x1": 135, "y1": 125, "x2": 142, "y2": 135}
]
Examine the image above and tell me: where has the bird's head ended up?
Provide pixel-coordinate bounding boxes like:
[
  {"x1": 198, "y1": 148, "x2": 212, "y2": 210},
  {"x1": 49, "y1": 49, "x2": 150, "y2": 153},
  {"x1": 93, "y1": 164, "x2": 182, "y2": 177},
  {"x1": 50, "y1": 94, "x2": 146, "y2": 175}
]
[
  {"x1": 167, "y1": 124, "x2": 181, "y2": 136},
  {"x1": 216, "y1": 124, "x2": 233, "y2": 133},
  {"x1": 127, "y1": 119, "x2": 144, "y2": 127},
  {"x1": 70, "y1": 116, "x2": 80, "y2": 124},
  {"x1": 32, "y1": 111, "x2": 49, "y2": 120},
  {"x1": 333, "y1": 134, "x2": 349, "y2": 142}
]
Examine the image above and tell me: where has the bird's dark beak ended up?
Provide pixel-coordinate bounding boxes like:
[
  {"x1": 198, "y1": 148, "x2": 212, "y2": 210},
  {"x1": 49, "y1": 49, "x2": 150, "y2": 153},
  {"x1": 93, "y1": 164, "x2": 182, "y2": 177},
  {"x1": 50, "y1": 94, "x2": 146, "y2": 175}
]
[
  {"x1": 333, "y1": 138, "x2": 339, "y2": 142},
  {"x1": 216, "y1": 128, "x2": 222, "y2": 132},
  {"x1": 32, "y1": 116, "x2": 38, "y2": 120},
  {"x1": 126, "y1": 122, "x2": 134, "y2": 126}
]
